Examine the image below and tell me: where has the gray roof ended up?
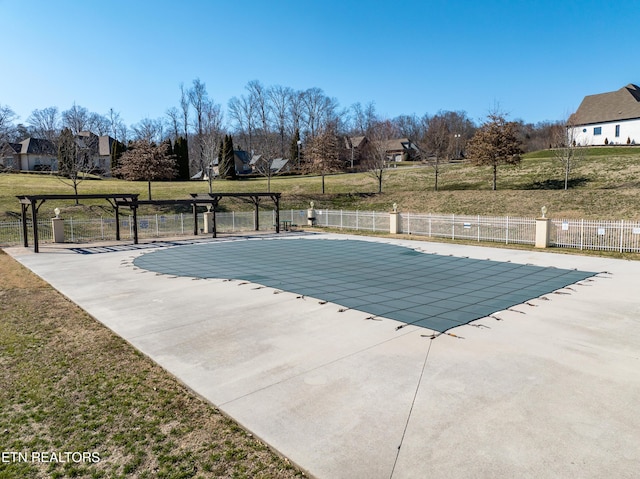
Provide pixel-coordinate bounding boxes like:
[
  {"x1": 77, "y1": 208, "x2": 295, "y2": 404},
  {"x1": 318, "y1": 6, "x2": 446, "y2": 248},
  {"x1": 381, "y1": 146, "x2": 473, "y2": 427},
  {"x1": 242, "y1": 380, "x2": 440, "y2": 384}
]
[
  {"x1": 20, "y1": 137, "x2": 56, "y2": 155},
  {"x1": 571, "y1": 84, "x2": 640, "y2": 125}
]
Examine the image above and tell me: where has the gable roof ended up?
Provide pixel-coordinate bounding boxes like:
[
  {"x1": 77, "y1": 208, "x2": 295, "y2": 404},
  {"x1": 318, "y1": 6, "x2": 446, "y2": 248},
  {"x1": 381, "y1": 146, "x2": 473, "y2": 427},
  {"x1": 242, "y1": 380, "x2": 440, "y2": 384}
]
[
  {"x1": 345, "y1": 136, "x2": 367, "y2": 149},
  {"x1": 20, "y1": 137, "x2": 56, "y2": 155},
  {"x1": 571, "y1": 84, "x2": 640, "y2": 125},
  {"x1": 384, "y1": 138, "x2": 419, "y2": 152}
]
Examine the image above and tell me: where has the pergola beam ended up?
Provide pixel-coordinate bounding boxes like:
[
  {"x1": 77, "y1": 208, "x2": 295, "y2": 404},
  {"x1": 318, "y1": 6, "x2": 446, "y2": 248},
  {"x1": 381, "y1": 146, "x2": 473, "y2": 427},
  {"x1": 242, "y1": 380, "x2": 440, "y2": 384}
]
[{"x1": 17, "y1": 192, "x2": 282, "y2": 253}]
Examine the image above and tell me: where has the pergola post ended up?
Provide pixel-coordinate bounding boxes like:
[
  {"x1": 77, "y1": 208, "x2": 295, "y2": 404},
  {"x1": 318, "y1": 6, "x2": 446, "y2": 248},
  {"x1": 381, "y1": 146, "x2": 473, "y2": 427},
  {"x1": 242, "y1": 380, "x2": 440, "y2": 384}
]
[
  {"x1": 193, "y1": 202, "x2": 198, "y2": 235},
  {"x1": 20, "y1": 202, "x2": 29, "y2": 248},
  {"x1": 31, "y1": 200, "x2": 39, "y2": 253},
  {"x1": 132, "y1": 206, "x2": 139, "y2": 244},
  {"x1": 115, "y1": 205, "x2": 121, "y2": 241},
  {"x1": 254, "y1": 196, "x2": 260, "y2": 231},
  {"x1": 274, "y1": 195, "x2": 280, "y2": 233}
]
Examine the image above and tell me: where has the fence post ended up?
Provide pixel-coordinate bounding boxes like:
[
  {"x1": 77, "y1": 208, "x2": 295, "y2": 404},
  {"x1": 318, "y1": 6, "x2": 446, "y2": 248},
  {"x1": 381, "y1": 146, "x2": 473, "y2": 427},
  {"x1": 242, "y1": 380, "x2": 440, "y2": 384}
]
[
  {"x1": 100, "y1": 216, "x2": 104, "y2": 240},
  {"x1": 356, "y1": 210, "x2": 359, "y2": 230},
  {"x1": 505, "y1": 216, "x2": 509, "y2": 244},
  {"x1": 620, "y1": 220, "x2": 624, "y2": 253},
  {"x1": 477, "y1": 215, "x2": 481, "y2": 242},
  {"x1": 340, "y1": 209, "x2": 343, "y2": 229},
  {"x1": 535, "y1": 217, "x2": 552, "y2": 248},
  {"x1": 70, "y1": 217, "x2": 74, "y2": 242},
  {"x1": 580, "y1": 219, "x2": 584, "y2": 250},
  {"x1": 373, "y1": 211, "x2": 376, "y2": 231},
  {"x1": 156, "y1": 214, "x2": 159, "y2": 236},
  {"x1": 429, "y1": 213, "x2": 432, "y2": 237},
  {"x1": 452, "y1": 214, "x2": 455, "y2": 240}
]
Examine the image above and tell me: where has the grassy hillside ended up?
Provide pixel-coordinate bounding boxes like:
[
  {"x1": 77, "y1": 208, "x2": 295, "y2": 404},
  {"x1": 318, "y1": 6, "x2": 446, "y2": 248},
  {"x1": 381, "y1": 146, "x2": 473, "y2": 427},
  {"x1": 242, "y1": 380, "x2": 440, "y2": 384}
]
[{"x1": 2, "y1": 146, "x2": 639, "y2": 221}]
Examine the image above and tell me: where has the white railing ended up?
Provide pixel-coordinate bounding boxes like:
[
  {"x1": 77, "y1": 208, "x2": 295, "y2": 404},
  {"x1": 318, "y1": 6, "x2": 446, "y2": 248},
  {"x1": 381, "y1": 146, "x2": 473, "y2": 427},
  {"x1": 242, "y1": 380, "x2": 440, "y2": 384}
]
[
  {"x1": 315, "y1": 210, "x2": 535, "y2": 245},
  {"x1": 552, "y1": 218, "x2": 640, "y2": 252},
  {"x1": 2, "y1": 210, "x2": 640, "y2": 253}
]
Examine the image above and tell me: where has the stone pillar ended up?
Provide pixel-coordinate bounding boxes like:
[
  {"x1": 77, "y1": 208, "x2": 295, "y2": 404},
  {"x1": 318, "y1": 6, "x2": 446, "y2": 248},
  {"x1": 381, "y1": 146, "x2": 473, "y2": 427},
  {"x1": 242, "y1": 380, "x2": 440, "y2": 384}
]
[
  {"x1": 390, "y1": 211, "x2": 401, "y2": 234},
  {"x1": 52, "y1": 217, "x2": 65, "y2": 243},
  {"x1": 535, "y1": 218, "x2": 551, "y2": 248},
  {"x1": 307, "y1": 208, "x2": 316, "y2": 226},
  {"x1": 203, "y1": 211, "x2": 214, "y2": 233}
]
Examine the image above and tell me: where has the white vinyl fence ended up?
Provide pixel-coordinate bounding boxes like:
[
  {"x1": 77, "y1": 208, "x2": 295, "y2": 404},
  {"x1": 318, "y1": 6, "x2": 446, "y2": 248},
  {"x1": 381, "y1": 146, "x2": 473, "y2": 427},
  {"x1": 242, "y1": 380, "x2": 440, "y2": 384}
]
[{"x1": 2, "y1": 209, "x2": 640, "y2": 253}]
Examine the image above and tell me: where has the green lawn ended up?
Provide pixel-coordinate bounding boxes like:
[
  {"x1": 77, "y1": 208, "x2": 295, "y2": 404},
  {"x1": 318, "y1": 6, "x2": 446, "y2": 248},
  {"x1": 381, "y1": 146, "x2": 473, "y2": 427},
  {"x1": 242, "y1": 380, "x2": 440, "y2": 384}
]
[{"x1": 2, "y1": 146, "x2": 640, "y2": 221}]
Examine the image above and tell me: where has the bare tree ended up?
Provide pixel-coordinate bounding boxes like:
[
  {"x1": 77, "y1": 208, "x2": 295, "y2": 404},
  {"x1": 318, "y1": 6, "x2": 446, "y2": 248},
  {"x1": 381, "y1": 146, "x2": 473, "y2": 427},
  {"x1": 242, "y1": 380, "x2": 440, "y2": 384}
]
[
  {"x1": 188, "y1": 78, "x2": 210, "y2": 171},
  {"x1": 268, "y1": 85, "x2": 293, "y2": 158},
  {"x1": 301, "y1": 87, "x2": 338, "y2": 139},
  {"x1": 349, "y1": 101, "x2": 377, "y2": 135},
  {"x1": 228, "y1": 94, "x2": 256, "y2": 152},
  {"x1": 180, "y1": 83, "x2": 190, "y2": 140},
  {"x1": 27, "y1": 107, "x2": 60, "y2": 141},
  {"x1": 305, "y1": 123, "x2": 343, "y2": 194},
  {"x1": 88, "y1": 112, "x2": 110, "y2": 135},
  {"x1": 56, "y1": 127, "x2": 96, "y2": 202},
  {"x1": 363, "y1": 120, "x2": 398, "y2": 193},
  {"x1": 62, "y1": 104, "x2": 91, "y2": 135},
  {"x1": 287, "y1": 90, "x2": 304, "y2": 137},
  {"x1": 131, "y1": 118, "x2": 164, "y2": 143},
  {"x1": 0, "y1": 104, "x2": 17, "y2": 141},
  {"x1": 466, "y1": 111, "x2": 522, "y2": 191},
  {"x1": 392, "y1": 113, "x2": 423, "y2": 140},
  {"x1": 115, "y1": 140, "x2": 177, "y2": 200},
  {"x1": 553, "y1": 115, "x2": 584, "y2": 190},
  {"x1": 201, "y1": 101, "x2": 224, "y2": 180},
  {"x1": 422, "y1": 114, "x2": 451, "y2": 191},
  {"x1": 166, "y1": 106, "x2": 181, "y2": 140}
]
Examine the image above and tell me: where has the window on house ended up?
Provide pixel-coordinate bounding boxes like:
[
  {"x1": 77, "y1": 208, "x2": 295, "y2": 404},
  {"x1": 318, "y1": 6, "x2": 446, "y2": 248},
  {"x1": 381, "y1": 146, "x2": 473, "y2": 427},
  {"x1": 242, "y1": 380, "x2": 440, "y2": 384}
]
[
  {"x1": 615, "y1": 125, "x2": 620, "y2": 137},
  {"x1": 594, "y1": 127, "x2": 602, "y2": 135}
]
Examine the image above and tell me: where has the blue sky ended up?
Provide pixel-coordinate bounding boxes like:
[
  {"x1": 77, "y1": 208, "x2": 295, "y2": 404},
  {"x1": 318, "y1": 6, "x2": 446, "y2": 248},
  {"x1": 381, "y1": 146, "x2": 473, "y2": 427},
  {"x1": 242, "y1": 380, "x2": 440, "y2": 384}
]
[{"x1": 2, "y1": 0, "x2": 638, "y2": 128}]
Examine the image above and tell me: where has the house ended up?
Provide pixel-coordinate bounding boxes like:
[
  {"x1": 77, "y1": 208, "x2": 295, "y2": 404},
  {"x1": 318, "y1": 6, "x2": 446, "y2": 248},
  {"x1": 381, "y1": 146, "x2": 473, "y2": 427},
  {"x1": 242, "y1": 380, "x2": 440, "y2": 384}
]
[
  {"x1": 191, "y1": 149, "x2": 254, "y2": 180},
  {"x1": 384, "y1": 138, "x2": 421, "y2": 162},
  {"x1": 570, "y1": 84, "x2": 640, "y2": 146},
  {"x1": 0, "y1": 142, "x2": 22, "y2": 170},
  {"x1": 343, "y1": 136, "x2": 369, "y2": 167},
  {"x1": 250, "y1": 156, "x2": 290, "y2": 175},
  {"x1": 0, "y1": 132, "x2": 119, "y2": 175},
  {"x1": 232, "y1": 149, "x2": 253, "y2": 175},
  {"x1": 5, "y1": 138, "x2": 57, "y2": 171}
]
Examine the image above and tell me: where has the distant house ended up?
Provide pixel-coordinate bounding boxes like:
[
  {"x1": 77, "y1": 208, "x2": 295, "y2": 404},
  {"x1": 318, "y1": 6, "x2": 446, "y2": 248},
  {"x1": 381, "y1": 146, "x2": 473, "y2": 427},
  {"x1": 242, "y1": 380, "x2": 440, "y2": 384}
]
[
  {"x1": 343, "y1": 136, "x2": 369, "y2": 167},
  {"x1": 570, "y1": 84, "x2": 640, "y2": 146},
  {"x1": 3, "y1": 138, "x2": 57, "y2": 171},
  {"x1": 384, "y1": 138, "x2": 421, "y2": 162},
  {"x1": 0, "y1": 142, "x2": 22, "y2": 170},
  {"x1": 250, "y1": 156, "x2": 290, "y2": 175},
  {"x1": 191, "y1": 149, "x2": 254, "y2": 180},
  {"x1": 232, "y1": 149, "x2": 253, "y2": 175},
  {"x1": 0, "y1": 132, "x2": 119, "y2": 176}
]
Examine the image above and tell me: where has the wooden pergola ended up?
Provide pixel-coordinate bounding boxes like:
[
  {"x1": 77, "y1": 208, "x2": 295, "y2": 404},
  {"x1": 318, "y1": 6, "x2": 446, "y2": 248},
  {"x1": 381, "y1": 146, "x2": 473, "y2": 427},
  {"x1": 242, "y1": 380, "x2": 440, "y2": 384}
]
[{"x1": 16, "y1": 192, "x2": 282, "y2": 253}]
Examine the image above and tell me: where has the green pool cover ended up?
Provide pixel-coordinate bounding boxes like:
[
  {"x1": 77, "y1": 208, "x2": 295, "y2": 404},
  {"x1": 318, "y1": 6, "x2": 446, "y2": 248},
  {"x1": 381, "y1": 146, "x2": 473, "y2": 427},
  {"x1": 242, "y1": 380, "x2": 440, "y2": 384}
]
[{"x1": 133, "y1": 238, "x2": 596, "y2": 333}]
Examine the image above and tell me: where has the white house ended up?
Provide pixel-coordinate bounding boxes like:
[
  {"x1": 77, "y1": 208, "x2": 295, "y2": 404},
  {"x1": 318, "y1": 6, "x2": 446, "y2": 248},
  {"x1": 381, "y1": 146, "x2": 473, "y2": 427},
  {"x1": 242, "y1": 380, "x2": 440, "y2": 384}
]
[{"x1": 569, "y1": 84, "x2": 640, "y2": 146}]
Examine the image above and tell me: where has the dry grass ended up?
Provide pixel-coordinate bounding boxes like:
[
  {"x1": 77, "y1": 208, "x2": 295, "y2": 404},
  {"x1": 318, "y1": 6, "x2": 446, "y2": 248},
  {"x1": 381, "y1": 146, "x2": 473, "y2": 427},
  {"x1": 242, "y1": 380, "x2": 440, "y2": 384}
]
[
  {"x1": 0, "y1": 251, "x2": 305, "y2": 478},
  {"x1": 1, "y1": 147, "x2": 640, "y2": 222}
]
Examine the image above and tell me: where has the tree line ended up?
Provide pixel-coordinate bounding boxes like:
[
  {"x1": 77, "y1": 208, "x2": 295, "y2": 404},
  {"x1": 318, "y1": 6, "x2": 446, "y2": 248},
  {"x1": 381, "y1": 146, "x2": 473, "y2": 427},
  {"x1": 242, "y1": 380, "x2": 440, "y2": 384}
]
[
  {"x1": 2, "y1": 79, "x2": 578, "y2": 194},
  {"x1": 1, "y1": 79, "x2": 565, "y2": 167}
]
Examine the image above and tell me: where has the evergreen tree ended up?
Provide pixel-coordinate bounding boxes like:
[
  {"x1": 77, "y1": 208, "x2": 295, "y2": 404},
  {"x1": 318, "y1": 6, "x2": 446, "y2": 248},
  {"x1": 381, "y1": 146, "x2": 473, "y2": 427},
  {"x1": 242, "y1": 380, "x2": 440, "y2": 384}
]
[
  {"x1": 110, "y1": 139, "x2": 126, "y2": 177},
  {"x1": 289, "y1": 128, "x2": 301, "y2": 169},
  {"x1": 221, "y1": 135, "x2": 237, "y2": 180},
  {"x1": 174, "y1": 136, "x2": 190, "y2": 180}
]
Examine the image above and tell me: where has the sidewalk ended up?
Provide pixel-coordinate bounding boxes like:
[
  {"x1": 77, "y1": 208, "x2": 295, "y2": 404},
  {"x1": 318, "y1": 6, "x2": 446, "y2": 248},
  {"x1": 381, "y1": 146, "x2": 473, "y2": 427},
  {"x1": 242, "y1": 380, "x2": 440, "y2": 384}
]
[{"x1": 5, "y1": 234, "x2": 640, "y2": 478}]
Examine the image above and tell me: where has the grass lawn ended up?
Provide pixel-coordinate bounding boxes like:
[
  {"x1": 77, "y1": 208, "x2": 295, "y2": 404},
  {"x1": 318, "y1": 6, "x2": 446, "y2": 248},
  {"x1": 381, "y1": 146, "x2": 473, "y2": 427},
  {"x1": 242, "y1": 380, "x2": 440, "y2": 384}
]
[
  {"x1": 2, "y1": 146, "x2": 640, "y2": 222},
  {"x1": 0, "y1": 251, "x2": 304, "y2": 479}
]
